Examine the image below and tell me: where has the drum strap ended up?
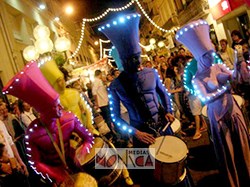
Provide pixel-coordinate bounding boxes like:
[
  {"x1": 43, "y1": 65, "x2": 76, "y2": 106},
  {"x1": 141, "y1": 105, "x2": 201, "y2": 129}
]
[{"x1": 42, "y1": 119, "x2": 69, "y2": 172}]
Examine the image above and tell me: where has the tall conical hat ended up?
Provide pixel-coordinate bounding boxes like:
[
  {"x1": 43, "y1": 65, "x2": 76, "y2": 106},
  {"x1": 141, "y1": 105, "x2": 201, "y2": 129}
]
[
  {"x1": 2, "y1": 62, "x2": 59, "y2": 113},
  {"x1": 175, "y1": 19, "x2": 214, "y2": 60},
  {"x1": 39, "y1": 59, "x2": 64, "y2": 91},
  {"x1": 99, "y1": 13, "x2": 141, "y2": 71}
]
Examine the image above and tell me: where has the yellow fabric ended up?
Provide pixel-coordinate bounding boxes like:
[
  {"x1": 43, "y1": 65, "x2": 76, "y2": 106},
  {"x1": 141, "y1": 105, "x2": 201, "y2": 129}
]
[
  {"x1": 39, "y1": 60, "x2": 64, "y2": 89},
  {"x1": 60, "y1": 88, "x2": 96, "y2": 133}
]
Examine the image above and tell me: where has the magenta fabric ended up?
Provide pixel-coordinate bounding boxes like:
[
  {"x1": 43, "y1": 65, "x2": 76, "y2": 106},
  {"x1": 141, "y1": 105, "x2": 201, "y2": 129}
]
[
  {"x1": 2, "y1": 62, "x2": 59, "y2": 113},
  {"x1": 25, "y1": 111, "x2": 94, "y2": 184}
]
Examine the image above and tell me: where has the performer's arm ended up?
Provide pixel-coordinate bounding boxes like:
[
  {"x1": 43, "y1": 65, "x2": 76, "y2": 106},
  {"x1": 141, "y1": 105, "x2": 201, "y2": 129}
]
[
  {"x1": 155, "y1": 70, "x2": 173, "y2": 114},
  {"x1": 109, "y1": 88, "x2": 155, "y2": 144},
  {"x1": 108, "y1": 88, "x2": 134, "y2": 134},
  {"x1": 78, "y1": 92, "x2": 98, "y2": 135},
  {"x1": 73, "y1": 116, "x2": 94, "y2": 148},
  {"x1": 25, "y1": 139, "x2": 68, "y2": 184},
  {"x1": 193, "y1": 78, "x2": 229, "y2": 104}
]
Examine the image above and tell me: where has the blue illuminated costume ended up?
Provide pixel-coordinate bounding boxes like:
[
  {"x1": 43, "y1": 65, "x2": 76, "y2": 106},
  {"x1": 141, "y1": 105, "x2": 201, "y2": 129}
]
[
  {"x1": 108, "y1": 68, "x2": 173, "y2": 133},
  {"x1": 99, "y1": 13, "x2": 173, "y2": 147}
]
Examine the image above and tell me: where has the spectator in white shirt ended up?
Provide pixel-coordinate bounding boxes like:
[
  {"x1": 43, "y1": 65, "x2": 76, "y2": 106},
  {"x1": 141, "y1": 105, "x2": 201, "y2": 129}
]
[
  {"x1": 18, "y1": 100, "x2": 37, "y2": 128},
  {"x1": 0, "y1": 118, "x2": 28, "y2": 176},
  {"x1": 92, "y1": 70, "x2": 116, "y2": 139}
]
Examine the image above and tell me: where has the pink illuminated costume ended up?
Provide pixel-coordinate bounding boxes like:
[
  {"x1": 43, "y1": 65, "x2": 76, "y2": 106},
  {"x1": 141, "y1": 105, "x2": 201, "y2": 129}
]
[
  {"x1": 2, "y1": 62, "x2": 94, "y2": 185},
  {"x1": 176, "y1": 20, "x2": 250, "y2": 187}
]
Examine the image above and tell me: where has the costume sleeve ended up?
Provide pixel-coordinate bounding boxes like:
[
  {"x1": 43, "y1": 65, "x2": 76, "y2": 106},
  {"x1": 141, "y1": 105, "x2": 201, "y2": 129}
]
[
  {"x1": 25, "y1": 130, "x2": 68, "y2": 184},
  {"x1": 73, "y1": 116, "x2": 94, "y2": 154},
  {"x1": 78, "y1": 92, "x2": 95, "y2": 132},
  {"x1": 154, "y1": 70, "x2": 173, "y2": 114},
  {"x1": 193, "y1": 77, "x2": 229, "y2": 104},
  {"x1": 108, "y1": 88, "x2": 134, "y2": 134},
  {"x1": 218, "y1": 64, "x2": 233, "y2": 76}
]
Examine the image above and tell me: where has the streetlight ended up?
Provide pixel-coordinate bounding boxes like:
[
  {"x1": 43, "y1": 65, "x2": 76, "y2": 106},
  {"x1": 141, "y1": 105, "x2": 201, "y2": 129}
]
[
  {"x1": 23, "y1": 25, "x2": 71, "y2": 64},
  {"x1": 94, "y1": 41, "x2": 99, "y2": 46},
  {"x1": 65, "y1": 5, "x2": 74, "y2": 15}
]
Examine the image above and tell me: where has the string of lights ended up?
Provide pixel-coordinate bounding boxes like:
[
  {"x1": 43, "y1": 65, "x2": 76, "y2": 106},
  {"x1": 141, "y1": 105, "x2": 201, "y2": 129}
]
[{"x1": 69, "y1": 0, "x2": 179, "y2": 59}]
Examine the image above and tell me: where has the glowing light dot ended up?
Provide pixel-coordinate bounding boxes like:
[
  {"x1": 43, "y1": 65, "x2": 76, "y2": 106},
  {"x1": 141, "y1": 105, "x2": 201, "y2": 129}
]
[{"x1": 119, "y1": 17, "x2": 125, "y2": 23}]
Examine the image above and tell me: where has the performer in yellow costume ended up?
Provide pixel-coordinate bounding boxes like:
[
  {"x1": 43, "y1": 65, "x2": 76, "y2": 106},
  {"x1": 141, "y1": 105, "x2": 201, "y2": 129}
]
[{"x1": 39, "y1": 60, "x2": 99, "y2": 135}]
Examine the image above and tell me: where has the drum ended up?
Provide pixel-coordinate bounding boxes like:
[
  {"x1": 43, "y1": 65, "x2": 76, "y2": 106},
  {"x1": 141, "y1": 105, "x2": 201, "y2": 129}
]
[
  {"x1": 202, "y1": 95, "x2": 247, "y2": 142},
  {"x1": 94, "y1": 115, "x2": 110, "y2": 135},
  {"x1": 149, "y1": 136, "x2": 188, "y2": 185},
  {"x1": 76, "y1": 137, "x2": 123, "y2": 186},
  {"x1": 170, "y1": 118, "x2": 181, "y2": 134},
  {"x1": 69, "y1": 172, "x2": 98, "y2": 187},
  {"x1": 202, "y1": 95, "x2": 244, "y2": 118}
]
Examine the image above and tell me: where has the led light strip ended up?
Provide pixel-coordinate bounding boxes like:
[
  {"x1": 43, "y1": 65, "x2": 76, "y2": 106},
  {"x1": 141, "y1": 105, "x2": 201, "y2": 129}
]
[
  {"x1": 69, "y1": 0, "x2": 179, "y2": 59},
  {"x1": 135, "y1": 0, "x2": 179, "y2": 33}
]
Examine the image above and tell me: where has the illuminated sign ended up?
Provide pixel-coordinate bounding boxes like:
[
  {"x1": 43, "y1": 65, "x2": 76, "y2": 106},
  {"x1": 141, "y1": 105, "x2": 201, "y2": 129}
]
[
  {"x1": 228, "y1": 0, "x2": 250, "y2": 10},
  {"x1": 210, "y1": 0, "x2": 231, "y2": 20}
]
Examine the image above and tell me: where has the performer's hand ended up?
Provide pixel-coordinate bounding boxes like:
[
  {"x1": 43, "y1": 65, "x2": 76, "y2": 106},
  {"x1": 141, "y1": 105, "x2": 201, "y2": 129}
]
[
  {"x1": 135, "y1": 130, "x2": 155, "y2": 145},
  {"x1": 165, "y1": 113, "x2": 175, "y2": 123},
  {"x1": 1, "y1": 163, "x2": 12, "y2": 174}
]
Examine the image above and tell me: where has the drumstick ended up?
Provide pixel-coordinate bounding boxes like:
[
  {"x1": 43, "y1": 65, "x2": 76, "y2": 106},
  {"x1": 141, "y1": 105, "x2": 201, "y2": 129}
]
[
  {"x1": 162, "y1": 121, "x2": 171, "y2": 132},
  {"x1": 156, "y1": 136, "x2": 166, "y2": 155}
]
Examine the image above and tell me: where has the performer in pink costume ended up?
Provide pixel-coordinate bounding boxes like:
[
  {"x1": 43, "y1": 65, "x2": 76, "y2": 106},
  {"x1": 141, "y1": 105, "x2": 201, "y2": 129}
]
[
  {"x1": 2, "y1": 62, "x2": 94, "y2": 186},
  {"x1": 176, "y1": 19, "x2": 250, "y2": 187}
]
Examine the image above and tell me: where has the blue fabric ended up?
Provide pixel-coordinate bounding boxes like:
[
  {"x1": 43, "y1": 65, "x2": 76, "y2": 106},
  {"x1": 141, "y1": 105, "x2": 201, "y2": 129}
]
[{"x1": 108, "y1": 68, "x2": 172, "y2": 134}]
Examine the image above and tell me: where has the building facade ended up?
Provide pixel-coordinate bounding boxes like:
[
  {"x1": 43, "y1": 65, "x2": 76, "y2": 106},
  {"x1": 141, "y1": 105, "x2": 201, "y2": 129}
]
[{"x1": 0, "y1": 0, "x2": 98, "y2": 92}]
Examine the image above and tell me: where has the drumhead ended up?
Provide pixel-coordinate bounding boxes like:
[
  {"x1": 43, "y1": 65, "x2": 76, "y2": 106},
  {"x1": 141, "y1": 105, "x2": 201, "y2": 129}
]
[
  {"x1": 171, "y1": 118, "x2": 181, "y2": 133},
  {"x1": 149, "y1": 136, "x2": 188, "y2": 163},
  {"x1": 76, "y1": 137, "x2": 104, "y2": 165},
  {"x1": 202, "y1": 95, "x2": 244, "y2": 118},
  {"x1": 201, "y1": 105, "x2": 207, "y2": 117}
]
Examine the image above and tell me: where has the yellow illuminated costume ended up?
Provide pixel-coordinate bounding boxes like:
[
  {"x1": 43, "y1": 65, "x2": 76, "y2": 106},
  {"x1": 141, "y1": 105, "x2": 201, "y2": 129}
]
[{"x1": 39, "y1": 60, "x2": 98, "y2": 134}]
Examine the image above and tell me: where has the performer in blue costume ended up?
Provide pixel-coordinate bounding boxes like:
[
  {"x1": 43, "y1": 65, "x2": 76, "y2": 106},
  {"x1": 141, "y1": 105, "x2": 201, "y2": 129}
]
[{"x1": 99, "y1": 13, "x2": 174, "y2": 148}]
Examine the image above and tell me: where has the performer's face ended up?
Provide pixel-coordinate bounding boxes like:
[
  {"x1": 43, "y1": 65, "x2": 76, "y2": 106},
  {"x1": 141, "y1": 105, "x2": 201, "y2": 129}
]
[
  {"x1": 123, "y1": 54, "x2": 141, "y2": 73},
  {"x1": 49, "y1": 100, "x2": 63, "y2": 118},
  {"x1": 57, "y1": 77, "x2": 66, "y2": 90}
]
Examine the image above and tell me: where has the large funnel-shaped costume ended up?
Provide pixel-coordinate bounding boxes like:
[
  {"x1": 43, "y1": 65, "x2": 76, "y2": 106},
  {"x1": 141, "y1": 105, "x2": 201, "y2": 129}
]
[
  {"x1": 39, "y1": 59, "x2": 64, "y2": 93},
  {"x1": 100, "y1": 13, "x2": 141, "y2": 72},
  {"x1": 3, "y1": 62, "x2": 59, "y2": 113},
  {"x1": 3, "y1": 62, "x2": 94, "y2": 184},
  {"x1": 176, "y1": 20, "x2": 250, "y2": 187},
  {"x1": 110, "y1": 46, "x2": 124, "y2": 71},
  {"x1": 99, "y1": 13, "x2": 173, "y2": 147},
  {"x1": 39, "y1": 59, "x2": 96, "y2": 134}
]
